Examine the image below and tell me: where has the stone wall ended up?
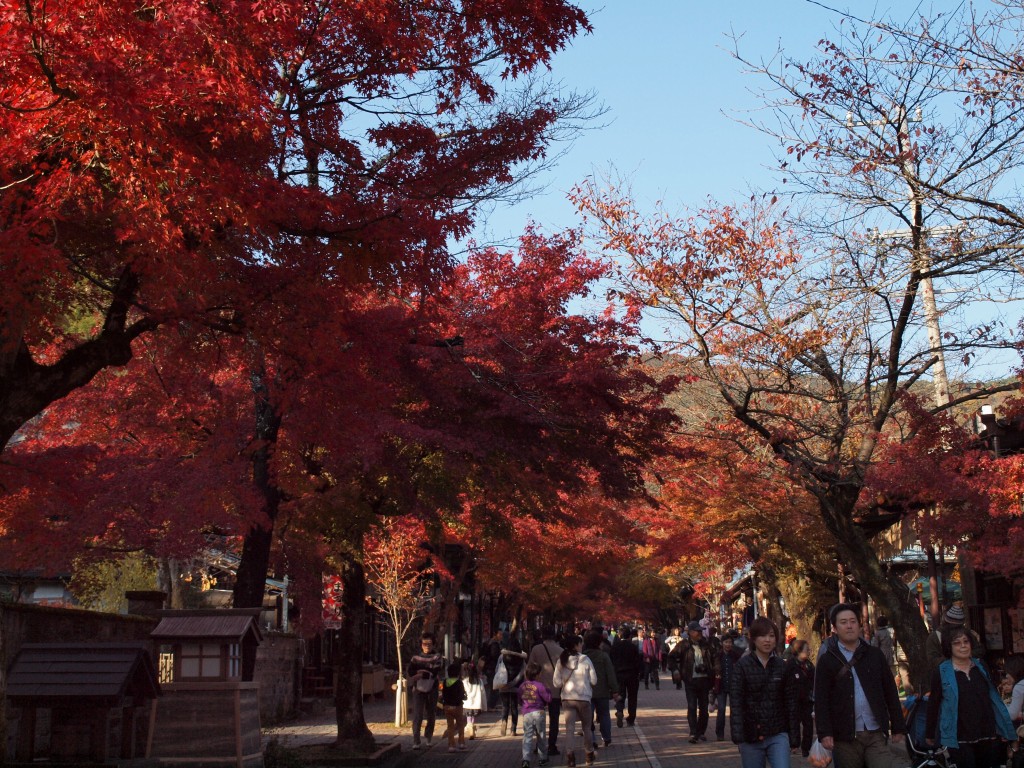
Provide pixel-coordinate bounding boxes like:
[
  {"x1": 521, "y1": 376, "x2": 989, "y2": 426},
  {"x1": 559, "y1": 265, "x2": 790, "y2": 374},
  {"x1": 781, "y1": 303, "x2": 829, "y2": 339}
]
[
  {"x1": 253, "y1": 631, "x2": 304, "y2": 723},
  {"x1": 1, "y1": 602, "x2": 303, "y2": 762}
]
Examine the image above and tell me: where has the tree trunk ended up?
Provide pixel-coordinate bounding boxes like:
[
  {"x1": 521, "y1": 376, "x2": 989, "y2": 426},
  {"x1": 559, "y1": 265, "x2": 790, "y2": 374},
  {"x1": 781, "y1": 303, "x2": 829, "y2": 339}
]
[
  {"x1": 821, "y1": 490, "x2": 929, "y2": 691},
  {"x1": 760, "y1": 566, "x2": 788, "y2": 634},
  {"x1": 394, "y1": 639, "x2": 407, "y2": 727},
  {"x1": 738, "y1": 537, "x2": 789, "y2": 637},
  {"x1": 333, "y1": 552, "x2": 375, "y2": 751},
  {"x1": 157, "y1": 558, "x2": 187, "y2": 609},
  {"x1": 777, "y1": 575, "x2": 831, "y2": 654},
  {"x1": 234, "y1": 525, "x2": 274, "y2": 609},
  {"x1": 232, "y1": 368, "x2": 281, "y2": 612}
]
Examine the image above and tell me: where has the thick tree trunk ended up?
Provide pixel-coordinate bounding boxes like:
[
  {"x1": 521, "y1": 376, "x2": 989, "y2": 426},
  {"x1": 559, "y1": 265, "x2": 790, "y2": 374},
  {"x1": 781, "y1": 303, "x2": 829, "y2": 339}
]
[
  {"x1": 428, "y1": 547, "x2": 475, "y2": 650},
  {"x1": 738, "y1": 537, "x2": 788, "y2": 636},
  {"x1": 777, "y1": 575, "x2": 832, "y2": 654},
  {"x1": 232, "y1": 368, "x2": 281, "y2": 613},
  {"x1": 234, "y1": 525, "x2": 274, "y2": 609},
  {"x1": 333, "y1": 552, "x2": 374, "y2": 751},
  {"x1": 821, "y1": 489, "x2": 929, "y2": 691}
]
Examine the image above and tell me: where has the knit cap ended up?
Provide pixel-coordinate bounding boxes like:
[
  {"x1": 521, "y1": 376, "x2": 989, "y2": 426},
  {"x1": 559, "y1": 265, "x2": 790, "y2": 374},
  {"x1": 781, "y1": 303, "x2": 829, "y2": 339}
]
[{"x1": 943, "y1": 604, "x2": 966, "y2": 625}]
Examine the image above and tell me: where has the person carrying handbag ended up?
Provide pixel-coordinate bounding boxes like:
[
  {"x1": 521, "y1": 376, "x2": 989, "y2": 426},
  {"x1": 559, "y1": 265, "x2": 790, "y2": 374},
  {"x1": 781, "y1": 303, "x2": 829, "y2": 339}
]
[
  {"x1": 554, "y1": 636, "x2": 598, "y2": 768},
  {"x1": 408, "y1": 632, "x2": 445, "y2": 749},
  {"x1": 527, "y1": 626, "x2": 565, "y2": 756},
  {"x1": 499, "y1": 640, "x2": 528, "y2": 736}
]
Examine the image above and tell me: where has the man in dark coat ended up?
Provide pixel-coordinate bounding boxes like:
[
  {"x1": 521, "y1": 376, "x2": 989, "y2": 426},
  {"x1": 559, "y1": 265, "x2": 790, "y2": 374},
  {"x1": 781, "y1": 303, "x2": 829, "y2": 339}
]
[
  {"x1": 680, "y1": 620, "x2": 718, "y2": 743},
  {"x1": 526, "y1": 625, "x2": 564, "y2": 756},
  {"x1": 715, "y1": 632, "x2": 742, "y2": 741},
  {"x1": 408, "y1": 632, "x2": 446, "y2": 749},
  {"x1": 815, "y1": 603, "x2": 906, "y2": 768},
  {"x1": 610, "y1": 626, "x2": 643, "y2": 727}
]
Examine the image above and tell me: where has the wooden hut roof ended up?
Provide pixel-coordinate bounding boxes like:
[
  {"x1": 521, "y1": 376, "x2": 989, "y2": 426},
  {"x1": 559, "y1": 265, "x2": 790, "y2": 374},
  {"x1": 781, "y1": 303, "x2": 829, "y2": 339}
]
[
  {"x1": 6, "y1": 643, "x2": 160, "y2": 704},
  {"x1": 150, "y1": 609, "x2": 262, "y2": 643}
]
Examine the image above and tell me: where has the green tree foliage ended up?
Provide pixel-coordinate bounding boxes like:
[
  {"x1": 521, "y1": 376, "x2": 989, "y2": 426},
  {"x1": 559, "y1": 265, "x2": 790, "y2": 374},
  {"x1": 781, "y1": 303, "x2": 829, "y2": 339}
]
[{"x1": 69, "y1": 552, "x2": 158, "y2": 614}]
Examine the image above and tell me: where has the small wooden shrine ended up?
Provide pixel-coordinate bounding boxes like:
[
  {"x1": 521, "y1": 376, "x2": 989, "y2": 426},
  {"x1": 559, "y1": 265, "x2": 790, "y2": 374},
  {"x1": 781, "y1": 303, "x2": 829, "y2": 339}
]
[
  {"x1": 6, "y1": 643, "x2": 160, "y2": 764},
  {"x1": 147, "y1": 609, "x2": 263, "y2": 768}
]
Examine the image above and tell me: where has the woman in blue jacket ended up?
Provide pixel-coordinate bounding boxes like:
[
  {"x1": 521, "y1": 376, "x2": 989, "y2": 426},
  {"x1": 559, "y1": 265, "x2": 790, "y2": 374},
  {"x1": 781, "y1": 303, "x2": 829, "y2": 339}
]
[{"x1": 925, "y1": 626, "x2": 1017, "y2": 768}]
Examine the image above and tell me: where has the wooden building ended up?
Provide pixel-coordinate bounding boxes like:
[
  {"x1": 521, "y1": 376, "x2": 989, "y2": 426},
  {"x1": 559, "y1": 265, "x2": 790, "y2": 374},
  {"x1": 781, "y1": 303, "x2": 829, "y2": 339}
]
[
  {"x1": 147, "y1": 609, "x2": 263, "y2": 768},
  {"x1": 6, "y1": 643, "x2": 160, "y2": 764}
]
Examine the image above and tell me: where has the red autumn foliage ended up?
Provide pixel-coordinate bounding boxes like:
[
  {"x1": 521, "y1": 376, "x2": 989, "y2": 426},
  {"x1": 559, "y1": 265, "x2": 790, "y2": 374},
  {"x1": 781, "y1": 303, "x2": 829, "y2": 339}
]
[
  {"x1": 865, "y1": 393, "x2": 1024, "y2": 577},
  {"x1": 0, "y1": 229, "x2": 679, "y2": 609},
  {"x1": 0, "y1": 0, "x2": 592, "y2": 452}
]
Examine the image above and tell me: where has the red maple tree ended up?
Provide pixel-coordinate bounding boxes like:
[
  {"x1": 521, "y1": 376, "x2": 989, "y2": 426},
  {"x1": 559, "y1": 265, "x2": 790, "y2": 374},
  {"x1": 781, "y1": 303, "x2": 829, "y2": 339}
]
[
  {"x1": 1, "y1": 226, "x2": 680, "y2": 746},
  {"x1": 0, "y1": 0, "x2": 593, "y2": 453}
]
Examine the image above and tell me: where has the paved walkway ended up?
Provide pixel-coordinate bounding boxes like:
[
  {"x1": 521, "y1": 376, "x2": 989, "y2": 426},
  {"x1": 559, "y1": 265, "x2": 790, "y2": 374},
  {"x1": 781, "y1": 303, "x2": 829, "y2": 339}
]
[{"x1": 264, "y1": 683, "x2": 914, "y2": 767}]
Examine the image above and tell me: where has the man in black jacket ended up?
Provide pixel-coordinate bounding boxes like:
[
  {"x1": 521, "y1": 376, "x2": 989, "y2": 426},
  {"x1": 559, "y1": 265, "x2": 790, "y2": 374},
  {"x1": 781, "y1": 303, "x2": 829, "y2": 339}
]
[
  {"x1": 680, "y1": 620, "x2": 718, "y2": 743},
  {"x1": 715, "y1": 632, "x2": 742, "y2": 741},
  {"x1": 408, "y1": 633, "x2": 446, "y2": 749},
  {"x1": 610, "y1": 626, "x2": 643, "y2": 727},
  {"x1": 815, "y1": 603, "x2": 906, "y2": 768}
]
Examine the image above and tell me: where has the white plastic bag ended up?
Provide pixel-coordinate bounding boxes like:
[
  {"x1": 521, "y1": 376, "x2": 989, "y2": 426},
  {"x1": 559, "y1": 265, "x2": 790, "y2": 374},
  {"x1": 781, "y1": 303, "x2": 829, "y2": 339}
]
[
  {"x1": 493, "y1": 657, "x2": 508, "y2": 687},
  {"x1": 808, "y1": 739, "x2": 832, "y2": 768}
]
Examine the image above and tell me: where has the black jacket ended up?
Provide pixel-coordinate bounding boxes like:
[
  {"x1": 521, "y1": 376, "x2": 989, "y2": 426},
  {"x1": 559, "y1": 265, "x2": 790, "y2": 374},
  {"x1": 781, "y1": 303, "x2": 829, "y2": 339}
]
[
  {"x1": 441, "y1": 678, "x2": 467, "y2": 706},
  {"x1": 716, "y1": 647, "x2": 741, "y2": 695},
  {"x1": 783, "y1": 657, "x2": 815, "y2": 703},
  {"x1": 814, "y1": 637, "x2": 906, "y2": 742},
  {"x1": 730, "y1": 652, "x2": 799, "y2": 746},
  {"x1": 610, "y1": 637, "x2": 643, "y2": 679},
  {"x1": 680, "y1": 637, "x2": 719, "y2": 686}
]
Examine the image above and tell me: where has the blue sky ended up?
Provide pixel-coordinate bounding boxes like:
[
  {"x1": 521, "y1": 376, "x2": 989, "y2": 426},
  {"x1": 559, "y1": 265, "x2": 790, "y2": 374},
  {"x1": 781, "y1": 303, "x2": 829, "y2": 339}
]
[
  {"x1": 471, "y1": 0, "x2": 1021, "y2": 380},
  {"x1": 474, "y1": 1, "x2": 956, "y2": 243}
]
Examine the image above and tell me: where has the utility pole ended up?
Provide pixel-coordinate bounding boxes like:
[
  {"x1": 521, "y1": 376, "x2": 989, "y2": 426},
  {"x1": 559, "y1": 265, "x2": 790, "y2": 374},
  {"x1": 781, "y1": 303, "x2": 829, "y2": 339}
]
[
  {"x1": 853, "y1": 105, "x2": 951, "y2": 410},
  {"x1": 898, "y1": 104, "x2": 951, "y2": 410}
]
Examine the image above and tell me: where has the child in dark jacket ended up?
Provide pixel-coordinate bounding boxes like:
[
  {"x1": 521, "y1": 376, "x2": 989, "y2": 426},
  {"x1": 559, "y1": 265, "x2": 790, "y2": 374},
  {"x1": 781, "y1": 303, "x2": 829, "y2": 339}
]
[{"x1": 440, "y1": 662, "x2": 468, "y2": 752}]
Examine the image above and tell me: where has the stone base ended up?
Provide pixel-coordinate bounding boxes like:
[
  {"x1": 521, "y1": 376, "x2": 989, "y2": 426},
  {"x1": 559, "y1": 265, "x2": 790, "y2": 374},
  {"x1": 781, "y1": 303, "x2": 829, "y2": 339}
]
[{"x1": 280, "y1": 742, "x2": 400, "y2": 767}]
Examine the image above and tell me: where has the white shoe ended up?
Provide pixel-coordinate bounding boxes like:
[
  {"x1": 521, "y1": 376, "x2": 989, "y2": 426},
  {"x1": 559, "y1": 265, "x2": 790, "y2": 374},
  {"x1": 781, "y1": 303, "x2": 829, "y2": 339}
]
[{"x1": 412, "y1": 743, "x2": 421, "y2": 750}]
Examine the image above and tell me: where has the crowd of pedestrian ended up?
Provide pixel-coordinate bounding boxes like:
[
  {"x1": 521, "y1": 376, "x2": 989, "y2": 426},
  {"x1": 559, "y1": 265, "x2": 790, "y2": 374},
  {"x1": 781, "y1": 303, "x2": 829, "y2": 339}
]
[
  {"x1": 405, "y1": 599, "x2": 1022, "y2": 768},
  {"x1": 407, "y1": 623, "x2": 646, "y2": 765}
]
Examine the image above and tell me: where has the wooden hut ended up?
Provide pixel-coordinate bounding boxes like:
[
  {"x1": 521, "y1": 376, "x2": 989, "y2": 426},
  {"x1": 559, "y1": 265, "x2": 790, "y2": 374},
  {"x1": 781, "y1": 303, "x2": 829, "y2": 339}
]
[
  {"x1": 147, "y1": 609, "x2": 263, "y2": 768},
  {"x1": 6, "y1": 643, "x2": 160, "y2": 764}
]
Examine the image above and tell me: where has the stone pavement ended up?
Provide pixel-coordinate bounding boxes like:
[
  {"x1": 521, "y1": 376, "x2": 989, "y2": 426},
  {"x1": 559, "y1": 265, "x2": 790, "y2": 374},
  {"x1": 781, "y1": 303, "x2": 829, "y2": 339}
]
[{"x1": 264, "y1": 682, "x2": 914, "y2": 767}]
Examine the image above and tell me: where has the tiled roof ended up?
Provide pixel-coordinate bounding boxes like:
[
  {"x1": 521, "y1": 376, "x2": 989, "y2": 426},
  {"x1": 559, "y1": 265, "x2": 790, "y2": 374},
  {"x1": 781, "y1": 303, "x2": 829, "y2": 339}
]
[
  {"x1": 6, "y1": 643, "x2": 160, "y2": 703},
  {"x1": 150, "y1": 611, "x2": 262, "y2": 642}
]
